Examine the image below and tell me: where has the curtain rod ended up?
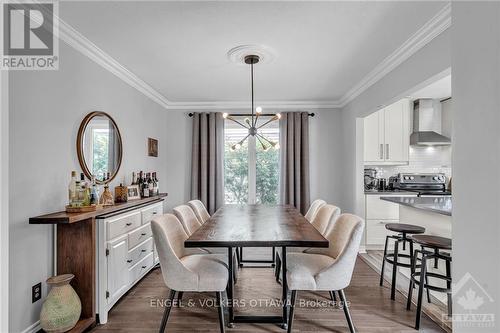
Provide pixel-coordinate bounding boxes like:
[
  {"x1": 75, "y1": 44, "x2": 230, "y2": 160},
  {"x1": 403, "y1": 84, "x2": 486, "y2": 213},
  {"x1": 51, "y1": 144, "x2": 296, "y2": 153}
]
[{"x1": 188, "y1": 112, "x2": 315, "y2": 117}]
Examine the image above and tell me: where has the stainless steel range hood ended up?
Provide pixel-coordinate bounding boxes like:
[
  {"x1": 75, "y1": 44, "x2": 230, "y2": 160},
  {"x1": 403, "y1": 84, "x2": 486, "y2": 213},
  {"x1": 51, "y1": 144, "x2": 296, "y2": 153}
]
[{"x1": 410, "y1": 99, "x2": 451, "y2": 146}]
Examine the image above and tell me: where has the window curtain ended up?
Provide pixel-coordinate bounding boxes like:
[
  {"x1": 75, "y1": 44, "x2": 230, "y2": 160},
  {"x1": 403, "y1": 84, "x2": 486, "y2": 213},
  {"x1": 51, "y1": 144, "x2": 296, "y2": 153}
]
[
  {"x1": 190, "y1": 112, "x2": 225, "y2": 214},
  {"x1": 279, "y1": 112, "x2": 310, "y2": 214},
  {"x1": 107, "y1": 120, "x2": 117, "y2": 175}
]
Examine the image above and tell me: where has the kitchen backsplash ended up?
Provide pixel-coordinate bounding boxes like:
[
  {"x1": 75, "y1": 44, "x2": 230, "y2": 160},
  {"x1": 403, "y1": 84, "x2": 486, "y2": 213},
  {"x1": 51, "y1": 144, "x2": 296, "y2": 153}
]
[{"x1": 366, "y1": 145, "x2": 452, "y2": 181}]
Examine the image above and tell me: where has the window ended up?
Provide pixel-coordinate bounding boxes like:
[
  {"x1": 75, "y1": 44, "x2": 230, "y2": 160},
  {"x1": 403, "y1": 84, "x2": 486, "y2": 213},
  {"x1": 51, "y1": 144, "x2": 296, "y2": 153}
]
[{"x1": 224, "y1": 116, "x2": 280, "y2": 204}]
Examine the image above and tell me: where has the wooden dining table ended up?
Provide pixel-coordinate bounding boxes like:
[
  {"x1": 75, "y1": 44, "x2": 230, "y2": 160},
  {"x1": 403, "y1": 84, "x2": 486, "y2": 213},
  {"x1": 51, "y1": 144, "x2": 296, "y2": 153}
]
[{"x1": 185, "y1": 204, "x2": 329, "y2": 329}]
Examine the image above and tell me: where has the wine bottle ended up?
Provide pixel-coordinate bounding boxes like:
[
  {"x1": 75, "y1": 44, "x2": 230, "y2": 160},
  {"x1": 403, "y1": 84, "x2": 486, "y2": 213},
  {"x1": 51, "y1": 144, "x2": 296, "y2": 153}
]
[
  {"x1": 153, "y1": 172, "x2": 159, "y2": 195},
  {"x1": 131, "y1": 172, "x2": 137, "y2": 185},
  {"x1": 148, "y1": 173, "x2": 154, "y2": 196},
  {"x1": 80, "y1": 173, "x2": 90, "y2": 206},
  {"x1": 138, "y1": 171, "x2": 144, "y2": 197},
  {"x1": 68, "y1": 171, "x2": 77, "y2": 207},
  {"x1": 143, "y1": 173, "x2": 150, "y2": 198}
]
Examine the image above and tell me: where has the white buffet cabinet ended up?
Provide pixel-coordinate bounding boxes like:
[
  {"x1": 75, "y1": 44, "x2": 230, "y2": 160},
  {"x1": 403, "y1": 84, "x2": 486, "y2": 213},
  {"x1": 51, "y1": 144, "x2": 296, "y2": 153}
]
[
  {"x1": 96, "y1": 201, "x2": 163, "y2": 323},
  {"x1": 364, "y1": 193, "x2": 417, "y2": 249}
]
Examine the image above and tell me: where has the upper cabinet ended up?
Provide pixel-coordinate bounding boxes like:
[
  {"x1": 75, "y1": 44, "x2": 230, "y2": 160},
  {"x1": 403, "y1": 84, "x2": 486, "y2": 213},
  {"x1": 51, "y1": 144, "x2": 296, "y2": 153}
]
[{"x1": 364, "y1": 99, "x2": 410, "y2": 165}]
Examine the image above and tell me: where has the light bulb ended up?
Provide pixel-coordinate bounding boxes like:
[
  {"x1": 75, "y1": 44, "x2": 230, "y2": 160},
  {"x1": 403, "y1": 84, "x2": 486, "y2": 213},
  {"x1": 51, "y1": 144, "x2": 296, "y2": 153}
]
[
  {"x1": 256, "y1": 106, "x2": 263, "y2": 114},
  {"x1": 276, "y1": 113, "x2": 282, "y2": 119},
  {"x1": 223, "y1": 113, "x2": 228, "y2": 119}
]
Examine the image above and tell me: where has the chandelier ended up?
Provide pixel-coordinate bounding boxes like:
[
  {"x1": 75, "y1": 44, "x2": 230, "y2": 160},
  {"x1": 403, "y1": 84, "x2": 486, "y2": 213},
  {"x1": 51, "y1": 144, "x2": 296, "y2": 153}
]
[{"x1": 224, "y1": 54, "x2": 281, "y2": 151}]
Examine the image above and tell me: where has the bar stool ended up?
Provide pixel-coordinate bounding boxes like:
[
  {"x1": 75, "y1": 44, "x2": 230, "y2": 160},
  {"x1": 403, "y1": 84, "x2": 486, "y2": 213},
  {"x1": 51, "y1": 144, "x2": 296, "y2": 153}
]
[
  {"x1": 380, "y1": 223, "x2": 426, "y2": 300},
  {"x1": 407, "y1": 235, "x2": 452, "y2": 330}
]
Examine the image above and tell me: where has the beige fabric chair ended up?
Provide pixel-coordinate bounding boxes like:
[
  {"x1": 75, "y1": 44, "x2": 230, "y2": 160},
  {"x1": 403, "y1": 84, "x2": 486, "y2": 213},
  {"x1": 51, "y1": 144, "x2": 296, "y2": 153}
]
[
  {"x1": 286, "y1": 213, "x2": 365, "y2": 333},
  {"x1": 173, "y1": 205, "x2": 202, "y2": 235},
  {"x1": 275, "y1": 204, "x2": 341, "y2": 282},
  {"x1": 304, "y1": 199, "x2": 326, "y2": 222},
  {"x1": 151, "y1": 214, "x2": 228, "y2": 333},
  {"x1": 188, "y1": 199, "x2": 211, "y2": 224}
]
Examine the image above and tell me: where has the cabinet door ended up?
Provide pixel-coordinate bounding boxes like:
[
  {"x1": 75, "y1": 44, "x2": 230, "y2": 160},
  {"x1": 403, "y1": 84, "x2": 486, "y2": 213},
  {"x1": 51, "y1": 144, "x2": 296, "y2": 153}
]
[
  {"x1": 384, "y1": 100, "x2": 409, "y2": 162},
  {"x1": 364, "y1": 110, "x2": 384, "y2": 162},
  {"x1": 107, "y1": 235, "x2": 129, "y2": 303}
]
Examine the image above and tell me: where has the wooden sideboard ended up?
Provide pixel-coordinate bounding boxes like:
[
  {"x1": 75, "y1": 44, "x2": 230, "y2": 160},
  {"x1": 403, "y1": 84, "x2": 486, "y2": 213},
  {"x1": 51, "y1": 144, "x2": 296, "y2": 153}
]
[{"x1": 29, "y1": 194, "x2": 168, "y2": 333}]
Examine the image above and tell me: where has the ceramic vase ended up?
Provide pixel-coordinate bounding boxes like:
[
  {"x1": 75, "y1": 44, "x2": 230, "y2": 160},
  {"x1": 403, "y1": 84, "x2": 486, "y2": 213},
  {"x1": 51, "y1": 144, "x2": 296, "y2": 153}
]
[{"x1": 40, "y1": 274, "x2": 81, "y2": 333}]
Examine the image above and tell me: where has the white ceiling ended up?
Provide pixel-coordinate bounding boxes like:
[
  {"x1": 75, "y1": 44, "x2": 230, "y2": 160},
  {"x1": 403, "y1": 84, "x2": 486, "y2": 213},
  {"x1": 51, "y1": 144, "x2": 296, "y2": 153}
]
[{"x1": 60, "y1": 1, "x2": 448, "y2": 106}]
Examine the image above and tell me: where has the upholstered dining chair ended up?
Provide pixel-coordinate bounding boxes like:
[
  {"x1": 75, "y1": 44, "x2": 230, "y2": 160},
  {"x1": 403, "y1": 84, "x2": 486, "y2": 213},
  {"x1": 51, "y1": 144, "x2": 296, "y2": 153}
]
[
  {"x1": 275, "y1": 204, "x2": 341, "y2": 282},
  {"x1": 151, "y1": 214, "x2": 228, "y2": 333},
  {"x1": 188, "y1": 200, "x2": 211, "y2": 224},
  {"x1": 285, "y1": 213, "x2": 364, "y2": 333},
  {"x1": 304, "y1": 199, "x2": 327, "y2": 222}
]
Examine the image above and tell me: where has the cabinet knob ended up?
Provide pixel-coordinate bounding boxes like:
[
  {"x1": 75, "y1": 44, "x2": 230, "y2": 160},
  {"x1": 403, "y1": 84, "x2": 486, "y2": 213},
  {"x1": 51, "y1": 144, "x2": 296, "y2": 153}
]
[
  {"x1": 141, "y1": 233, "x2": 147, "y2": 236},
  {"x1": 152, "y1": 212, "x2": 157, "y2": 215},
  {"x1": 127, "y1": 260, "x2": 132, "y2": 263},
  {"x1": 126, "y1": 223, "x2": 132, "y2": 226},
  {"x1": 141, "y1": 265, "x2": 147, "y2": 269},
  {"x1": 141, "y1": 249, "x2": 147, "y2": 252}
]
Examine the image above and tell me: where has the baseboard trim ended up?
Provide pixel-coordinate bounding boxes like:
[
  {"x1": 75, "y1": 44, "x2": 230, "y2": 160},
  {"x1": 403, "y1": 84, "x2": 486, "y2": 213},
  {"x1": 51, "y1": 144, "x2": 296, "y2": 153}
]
[{"x1": 21, "y1": 320, "x2": 41, "y2": 333}]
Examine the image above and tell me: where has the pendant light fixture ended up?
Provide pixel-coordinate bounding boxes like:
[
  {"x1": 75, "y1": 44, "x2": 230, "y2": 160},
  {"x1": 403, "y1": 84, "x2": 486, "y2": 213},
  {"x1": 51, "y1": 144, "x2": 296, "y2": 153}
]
[{"x1": 224, "y1": 54, "x2": 281, "y2": 151}]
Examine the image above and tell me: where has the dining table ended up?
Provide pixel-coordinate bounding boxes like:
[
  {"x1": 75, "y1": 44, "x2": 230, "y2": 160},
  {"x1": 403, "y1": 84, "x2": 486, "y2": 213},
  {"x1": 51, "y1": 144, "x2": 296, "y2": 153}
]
[{"x1": 185, "y1": 204, "x2": 329, "y2": 329}]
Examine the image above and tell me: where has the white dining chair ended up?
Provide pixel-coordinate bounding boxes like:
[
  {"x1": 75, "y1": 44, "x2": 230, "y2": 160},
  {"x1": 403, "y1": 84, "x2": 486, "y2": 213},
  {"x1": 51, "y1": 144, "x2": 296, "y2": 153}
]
[
  {"x1": 304, "y1": 199, "x2": 326, "y2": 222},
  {"x1": 173, "y1": 205, "x2": 203, "y2": 235},
  {"x1": 285, "y1": 213, "x2": 364, "y2": 333},
  {"x1": 188, "y1": 199, "x2": 211, "y2": 224},
  {"x1": 275, "y1": 204, "x2": 341, "y2": 282},
  {"x1": 151, "y1": 214, "x2": 228, "y2": 333}
]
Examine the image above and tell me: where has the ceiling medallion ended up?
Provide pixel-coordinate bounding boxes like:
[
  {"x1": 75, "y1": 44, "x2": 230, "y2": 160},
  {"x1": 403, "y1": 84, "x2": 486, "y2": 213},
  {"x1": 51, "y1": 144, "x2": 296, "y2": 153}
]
[
  {"x1": 224, "y1": 53, "x2": 280, "y2": 151},
  {"x1": 227, "y1": 44, "x2": 276, "y2": 65}
]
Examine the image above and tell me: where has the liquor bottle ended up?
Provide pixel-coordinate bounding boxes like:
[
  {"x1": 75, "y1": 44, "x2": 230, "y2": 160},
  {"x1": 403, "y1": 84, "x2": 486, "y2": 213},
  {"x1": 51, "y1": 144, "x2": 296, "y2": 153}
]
[
  {"x1": 148, "y1": 173, "x2": 154, "y2": 196},
  {"x1": 131, "y1": 172, "x2": 137, "y2": 185},
  {"x1": 68, "y1": 171, "x2": 77, "y2": 206},
  {"x1": 80, "y1": 173, "x2": 90, "y2": 206},
  {"x1": 138, "y1": 171, "x2": 144, "y2": 197},
  {"x1": 143, "y1": 173, "x2": 150, "y2": 198},
  {"x1": 153, "y1": 172, "x2": 159, "y2": 195},
  {"x1": 90, "y1": 176, "x2": 99, "y2": 205}
]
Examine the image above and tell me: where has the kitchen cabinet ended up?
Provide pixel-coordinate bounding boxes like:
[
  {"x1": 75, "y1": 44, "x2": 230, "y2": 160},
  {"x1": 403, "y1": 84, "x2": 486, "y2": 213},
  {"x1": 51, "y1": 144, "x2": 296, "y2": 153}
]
[{"x1": 364, "y1": 99, "x2": 410, "y2": 164}]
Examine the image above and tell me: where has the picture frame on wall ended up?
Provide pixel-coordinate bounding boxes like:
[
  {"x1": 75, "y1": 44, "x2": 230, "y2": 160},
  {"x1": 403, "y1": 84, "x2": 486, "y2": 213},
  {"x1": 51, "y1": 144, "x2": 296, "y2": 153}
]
[
  {"x1": 148, "y1": 138, "x2": 158, "y2": 157},
  {"x1": 127, "y1": 185, "x2": 141, "y2": 200}
]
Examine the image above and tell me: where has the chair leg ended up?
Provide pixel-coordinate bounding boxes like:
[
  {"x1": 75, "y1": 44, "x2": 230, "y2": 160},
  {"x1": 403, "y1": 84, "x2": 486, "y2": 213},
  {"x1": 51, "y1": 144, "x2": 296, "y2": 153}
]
[
  {"x1": 415, "y1": 255, "x2": 428, "y2": 330},
  {"x1": 233, "y1": 254, "x2": 238, "y2": 285},
  {"x1": 380, "y1": 236, "x2": 389, "y2": 286},
  {"x1": 329, "y1": 290, "x2": 337, "y2": 303},
  {"x1": 446, "y1": 258, "x2": 452, "y2": 317},
  {"x1": 407, "y1": 249, "x2": 418, "y2": 310},
  {"x1": 177, "y1": 291, "x2": 183, "y2": 304},
  {"x1": 271, "y1": 246, "x2": 276, "y2": 267},
  {"x1": 238, "y1": 247, "x2": 243, "y2": 267},
  {"x1": 390, "y1": 239, "x2": 399, "y2": 300},
  {"x1": 338, "y1": 289, "x2": 355, "y2": 333},
  {"x1": 216, "y1": 292, "x2": 225, "y2": 333},
  {"x1": 159, "y1": 289, "x2": 176, "y2": 333},
  {"x1": 287, "y1": 290, "x2": 297, "y2": 333}
]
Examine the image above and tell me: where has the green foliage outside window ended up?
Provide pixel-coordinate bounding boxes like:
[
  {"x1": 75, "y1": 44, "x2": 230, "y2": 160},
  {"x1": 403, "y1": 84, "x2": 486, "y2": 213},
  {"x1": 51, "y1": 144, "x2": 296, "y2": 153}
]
[{"x1": 92, "y1": 130, "x2": 109, "y2": 178}]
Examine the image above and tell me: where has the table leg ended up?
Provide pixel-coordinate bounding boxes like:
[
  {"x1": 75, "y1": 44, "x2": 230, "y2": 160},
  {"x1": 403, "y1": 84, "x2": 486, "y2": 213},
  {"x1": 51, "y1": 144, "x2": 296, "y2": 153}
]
[
  {"x1": 227, "y1": 247, "x2": 235, "y2": 328},
  {"x1": 281, "y1": 246, "x2": 288, "y2": 329}
]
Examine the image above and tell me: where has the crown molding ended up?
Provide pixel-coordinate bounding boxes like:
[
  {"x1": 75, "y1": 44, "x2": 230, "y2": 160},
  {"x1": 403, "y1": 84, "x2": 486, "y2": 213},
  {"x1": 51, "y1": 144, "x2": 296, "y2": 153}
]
[
  {"x1": 337, "y1": 3, "x2": 451, "y2": 108},
  {"x1": 56, "y1": 3, "x2": 450, "y2": 111}
]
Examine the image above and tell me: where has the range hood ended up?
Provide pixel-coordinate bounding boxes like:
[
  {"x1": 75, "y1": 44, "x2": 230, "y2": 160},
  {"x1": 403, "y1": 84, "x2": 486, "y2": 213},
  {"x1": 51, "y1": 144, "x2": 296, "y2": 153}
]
[{"x1": 410, "y1": 99, "x2": 451, "y2": 146}]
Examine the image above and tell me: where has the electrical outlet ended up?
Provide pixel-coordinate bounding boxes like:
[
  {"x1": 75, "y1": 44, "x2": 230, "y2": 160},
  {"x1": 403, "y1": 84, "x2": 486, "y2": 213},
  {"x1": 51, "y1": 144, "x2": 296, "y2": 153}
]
[{"x1": 32, "y1": 282, "x2": 41, "y2": 303}]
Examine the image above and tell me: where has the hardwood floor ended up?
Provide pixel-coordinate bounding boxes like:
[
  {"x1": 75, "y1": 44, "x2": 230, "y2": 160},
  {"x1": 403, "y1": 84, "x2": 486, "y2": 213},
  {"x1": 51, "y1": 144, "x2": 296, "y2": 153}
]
[{"x1": 92, "y1": 252, "x2": 446, "y2": 333}]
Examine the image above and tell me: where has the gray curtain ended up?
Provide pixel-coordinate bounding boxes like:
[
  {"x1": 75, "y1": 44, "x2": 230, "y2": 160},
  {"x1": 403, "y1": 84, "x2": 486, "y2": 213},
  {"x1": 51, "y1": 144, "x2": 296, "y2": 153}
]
[
  {"x1": 279, "y1": 112, "x2": 310, "y2": 214},
  {"x1": 191, "y1": 112, "x2": 224, "y2": 214}
]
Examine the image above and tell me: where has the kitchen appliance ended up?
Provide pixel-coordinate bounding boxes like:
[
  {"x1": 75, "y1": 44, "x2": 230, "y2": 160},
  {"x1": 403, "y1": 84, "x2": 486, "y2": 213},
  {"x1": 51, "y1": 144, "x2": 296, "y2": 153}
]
[
  {"x1": 378, "y1": 178, "x2": 387, "y2": 191},
  {"x1": 410, "y1": 99, "x2": 451, "y2": 146},
  {"x1": 388, "y1": 173, "x2": 451, "y2": 196},
  {"x1": 364, "y1": 168, "x2": 378, "y2": 191}
]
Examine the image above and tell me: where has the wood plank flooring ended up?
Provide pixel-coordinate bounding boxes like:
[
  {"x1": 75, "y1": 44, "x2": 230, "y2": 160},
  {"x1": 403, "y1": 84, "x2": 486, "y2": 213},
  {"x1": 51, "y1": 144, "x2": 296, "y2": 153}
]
[{"x1": 92, "y1": 252, "x2": 446, "y2": 333}]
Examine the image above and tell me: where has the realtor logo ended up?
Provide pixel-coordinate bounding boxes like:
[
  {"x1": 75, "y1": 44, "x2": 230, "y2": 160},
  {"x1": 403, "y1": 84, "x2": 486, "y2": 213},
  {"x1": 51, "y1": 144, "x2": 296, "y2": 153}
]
[
  {"x1": 1, "y1": 1, "x2": 59, "y2": 70},
  {"x1": 445, "y1": 272, "x2": 495, "y2": 328}
]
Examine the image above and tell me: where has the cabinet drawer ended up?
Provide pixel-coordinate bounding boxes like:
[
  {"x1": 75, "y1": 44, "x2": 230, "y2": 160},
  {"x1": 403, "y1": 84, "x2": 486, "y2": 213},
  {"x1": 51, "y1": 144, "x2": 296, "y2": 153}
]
[
  {"x1": 366, "y1": 195, "x2": 402, "y2": 220},
  {"x1": 366, "y1": 219, "x2": 398, "y2": 245},
  {"x1": 128, "y1": 223, "x2": 152, "y2": 249},
  {"x1": 127, "y1": 238, "x2": 153, "y2": 268},
  {"x1": 141, "y1": 203, "x2": 163, "y2": 225},
  {"x1": 129, "y1": 252, "x2": 154, "y2": 284},
  {"x1": 107, "y1": 211, "x2": 142, "y2": 241}
]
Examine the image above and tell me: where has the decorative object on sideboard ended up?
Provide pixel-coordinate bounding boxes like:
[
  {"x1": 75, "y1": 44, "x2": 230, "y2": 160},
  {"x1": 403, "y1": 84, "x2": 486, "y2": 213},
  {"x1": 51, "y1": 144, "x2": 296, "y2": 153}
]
[
  {"x1": 148, "y1": 137, "x2": 158, "y2": 157},
  {"x1": 114, "y1": 183, "x2": 128, "y2": 203},
  {"x1": 127, "y1": 185, "x2": 141, "y2": 200},
  {"x1": 77, "y1": 111, "x2": 123, "y2": 184},
  {"x1": 99, "y1": 183, "x2": 114, "y2": 206},
  {"x1": 40, "y1": 274, "x2": 82, "y2": 333}
]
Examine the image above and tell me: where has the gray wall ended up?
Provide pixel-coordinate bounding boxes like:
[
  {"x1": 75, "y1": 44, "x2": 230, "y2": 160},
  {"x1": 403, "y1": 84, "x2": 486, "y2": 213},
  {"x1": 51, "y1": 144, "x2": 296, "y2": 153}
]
[
  {"x1": 339, "y1": 29, "x2": 451, "y2": 214},
  {"x1": 451, "y1": 2, "x2": 500, "y2": 329},
  {"x1": 9, "y1": 43, "x2": 168, "y2": 332}
]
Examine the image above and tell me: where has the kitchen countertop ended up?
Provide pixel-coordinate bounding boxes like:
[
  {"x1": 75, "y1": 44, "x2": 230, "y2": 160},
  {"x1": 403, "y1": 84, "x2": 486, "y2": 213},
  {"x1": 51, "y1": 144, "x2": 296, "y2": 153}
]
[
  {"x1": 380, "y1": 196, "x2": 452, "y2": 216},
  {"x1": 364, "y1": 190, "x2": 416, "y2": 195}
]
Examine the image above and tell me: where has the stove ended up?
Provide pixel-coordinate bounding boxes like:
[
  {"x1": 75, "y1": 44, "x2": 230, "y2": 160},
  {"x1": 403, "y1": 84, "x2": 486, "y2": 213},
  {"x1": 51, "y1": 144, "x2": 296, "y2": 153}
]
[{"x1": 388, "y1": 173, "x2": 451, "y2": 197}]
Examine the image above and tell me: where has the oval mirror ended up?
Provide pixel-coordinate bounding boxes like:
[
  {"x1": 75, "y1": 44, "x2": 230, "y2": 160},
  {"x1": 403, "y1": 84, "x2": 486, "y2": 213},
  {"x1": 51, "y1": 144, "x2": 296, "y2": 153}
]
[{"x1": 77, "y1": 112, "x2": 122, "y2": 184}]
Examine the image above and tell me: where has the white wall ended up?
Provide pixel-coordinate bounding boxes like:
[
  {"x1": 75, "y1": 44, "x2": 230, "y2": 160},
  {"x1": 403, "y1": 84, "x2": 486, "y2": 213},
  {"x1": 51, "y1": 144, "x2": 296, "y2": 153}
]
[
  {"x1": 340, "y1": 29, "x2": 451, "y2": 214},
  {"x1": 9, "y1": 43, "x2": 168, "y2": 332},
  {"x1": 451, "y1": 2, "x2": 500, "y2": 330}
]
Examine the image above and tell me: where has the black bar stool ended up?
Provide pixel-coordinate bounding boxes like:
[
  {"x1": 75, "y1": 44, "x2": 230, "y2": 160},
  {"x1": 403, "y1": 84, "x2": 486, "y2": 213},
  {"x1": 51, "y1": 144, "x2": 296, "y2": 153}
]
[
  {"x1": 407, "y1": 235, "x2": 452, "y2": 330},
  {"x1": 380, "y1": 223, "x2": 425, "y2": 300}
]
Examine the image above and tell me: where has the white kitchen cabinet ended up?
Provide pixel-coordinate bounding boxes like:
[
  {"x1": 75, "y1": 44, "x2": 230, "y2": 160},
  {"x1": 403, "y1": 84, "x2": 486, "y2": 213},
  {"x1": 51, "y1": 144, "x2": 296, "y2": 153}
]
[
  {"x1": 97, "y1": 201, "x2": 163, "y2": 324},
  {"x1": 364, "y1": 99, "x2": 410, "y2": 164}
]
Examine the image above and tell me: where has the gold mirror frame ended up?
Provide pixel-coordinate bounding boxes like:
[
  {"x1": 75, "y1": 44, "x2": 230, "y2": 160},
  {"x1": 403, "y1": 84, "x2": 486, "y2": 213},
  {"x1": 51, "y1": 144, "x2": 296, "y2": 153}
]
[{"x1": 76, "y1": 111, "x2": 123, "y2": 185}]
